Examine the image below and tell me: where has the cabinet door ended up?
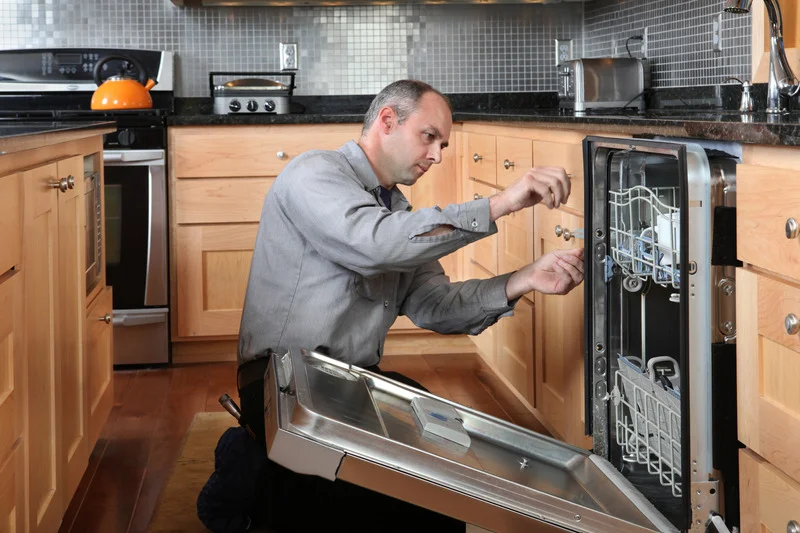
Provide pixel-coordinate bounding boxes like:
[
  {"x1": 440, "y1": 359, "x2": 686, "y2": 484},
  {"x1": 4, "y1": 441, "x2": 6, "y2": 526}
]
[
  {"x1": 0, "y1": 442, "x2": 24, "y2": 533},
  {"x1": 0, "y1": 173, "x2": 21, "y2": 276},
  {"x1": 496, "y1": 136, "x2": 532, "y2": 189},
  {"x1": 56, "y1": 156, "x2": 88, "y2": 504},
  {"x1": 739, "y1": 448, "x2": 800, "y2": 533},
  {"x1": 498, "y1": 297, "x2": 535, "y2": 406},
  {"x1": 533, "y1": 206, "x2": 591, "y2": 449},
  {"x1": 466, "y1": 133, "x2": 497, "y2": 185},
  {"x1": 463, "y1": 180, "x2": 498, "y2": 275},
  {"x1": 176, "y1": 224, "x2": 258, "y2": 337},
  {"x1": 22, "y1": 162, "x2": 63, "y2": 533},
  {"x1": 86, "y1": 287, "x2": 113, "y2": 451},
  {"x1": 533, "y1": 140, "x2": 584, "y2": 213},
  {"x1": 737, "y1": 268, "x2": 800, "y2": 484},
  {"x1": 498, "y1": 206, "x2": 533, "y2": 303}
]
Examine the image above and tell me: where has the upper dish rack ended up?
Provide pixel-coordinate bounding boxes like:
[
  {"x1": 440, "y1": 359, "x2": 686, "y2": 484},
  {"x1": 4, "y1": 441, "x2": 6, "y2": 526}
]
[{"x1": 609, "y1": 186, "x2": 680, "y2": 289}]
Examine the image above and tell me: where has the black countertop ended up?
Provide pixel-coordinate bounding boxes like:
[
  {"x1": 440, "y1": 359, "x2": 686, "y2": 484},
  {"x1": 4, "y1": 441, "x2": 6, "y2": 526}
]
[
  {"x1": 168, "y1": 85, "x2": 800, "y2": 146},
  {"x1": 0, "y1": 120, "x2": 115, "y2": 142}
]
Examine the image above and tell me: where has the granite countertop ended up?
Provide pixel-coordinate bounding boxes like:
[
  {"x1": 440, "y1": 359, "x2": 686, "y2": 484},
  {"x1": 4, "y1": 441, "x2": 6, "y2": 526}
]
[
  {"x1": 0, "y1": 120, "x2": 116, "y2": 141},
  {"x1": 168, "y1": 85, "x2": 800, "y2": 146}
]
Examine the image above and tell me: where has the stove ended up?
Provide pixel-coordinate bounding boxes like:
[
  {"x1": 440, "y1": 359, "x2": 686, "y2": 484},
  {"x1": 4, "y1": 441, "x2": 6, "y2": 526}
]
[{"x1": 0, "y1": 47, "x2": 175, "y2": 366}]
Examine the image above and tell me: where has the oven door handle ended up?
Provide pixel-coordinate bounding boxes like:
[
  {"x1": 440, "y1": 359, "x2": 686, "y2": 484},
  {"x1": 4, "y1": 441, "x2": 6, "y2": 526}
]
[
  {"x1": 145, "y1": 163, "x2": 168, "y2": 307},
  {"x1": 104, "y1": 150, "x2": 165, "y2": 164}
]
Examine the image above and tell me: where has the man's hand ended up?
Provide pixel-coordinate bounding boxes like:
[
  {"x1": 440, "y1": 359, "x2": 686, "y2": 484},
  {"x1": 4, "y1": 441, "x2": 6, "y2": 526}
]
[
  {"x1": 489, "y1": 167, "x2": 571, "y2": 222},
  {"x1": 505, "y1": 248, "x2": 584, "y2": 301}
]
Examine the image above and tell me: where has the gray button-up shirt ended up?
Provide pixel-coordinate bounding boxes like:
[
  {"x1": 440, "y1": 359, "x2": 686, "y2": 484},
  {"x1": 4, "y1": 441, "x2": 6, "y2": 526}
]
[{"x1": 238, "y1": 140, "x2": 517, "y2": 367}]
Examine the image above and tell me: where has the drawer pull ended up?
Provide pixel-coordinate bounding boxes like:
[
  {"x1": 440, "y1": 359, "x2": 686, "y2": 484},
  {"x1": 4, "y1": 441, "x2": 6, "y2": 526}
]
[
  {"x1": 787, "y1": 314, "x2": 800, "y2": 336},
  {"x1": 473, "y1": 153, "x2": 483, "y2": 163},
  {"x1": 503, "y1": 159, "x2": 515, "y2": 170},
  {"x1": 49, "y1": 178, "x2": 69, "y2": 193},
  {"x1": 555, "y1": 225, "x2": 584, "y2": 241},
  {"x1": 787, "y1": 217, "x2": 799, "y2": 240},
  {"x1": 97, "y1": 313, "x2": 112, "y2": 324},
  {"x1": 473, "y1": 193, "x2": 483, "y2": 200},
  {"x1": 277, "y1": 151, "x2": 287, "y2": 160},
  {"x1": 66, "y1": 175, "x2": 75, "y2": 189},
  {"x1": 788, "y1": 520, "x2": 800, "y2": 533}
]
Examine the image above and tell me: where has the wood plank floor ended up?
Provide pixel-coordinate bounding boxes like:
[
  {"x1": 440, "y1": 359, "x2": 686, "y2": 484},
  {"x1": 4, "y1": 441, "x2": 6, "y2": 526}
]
[{"x1": 57, "y1": 352, "x2": 548, "y2": 533}]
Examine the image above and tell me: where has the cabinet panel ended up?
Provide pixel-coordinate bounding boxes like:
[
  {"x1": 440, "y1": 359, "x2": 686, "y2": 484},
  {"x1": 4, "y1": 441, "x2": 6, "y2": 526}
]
[
  {"x1": 0, "y1": 272, "x2": 23, "y2": 467},
  {"x1": 175, "y1": 177, "x2": 274, "y2": 224},
  {"x1": 0, "y1": 173, "x2": 21, "y2": 275},
  {"x1": 22, "y1": 162, "x2": 63, "y2": 533},
  {"x1": 738, "y1": 268, "x2": 800, "y2": 484},
  {"x1": 56, "y1": 155, "x2": 88, "y2": 504},
  {"x1": 498, "y1": 206, "x2": 533, "y2": 302},
  {"x1": 534, "y1": 206, "x2": 590, "y2": 449},
  {"x1": 86, "y1": 287, "x2": 113, "y2": 451},
  {"x1": 467, "y1": 133, "x2": 497, "y2": 185},
  {"x1": 533, "y1": 141, "x2": 584, "y2": 213},
  {"x1": 497, "y1": 298, "x2": 534, "y2": 406},
  {"x1": 737, "y1": 164, "x2": 800, "y2": 281},
  {"x1": 0, "y1": 442, "x2": 23, "y2": 533},
  {"x1": 465, "y1": 259, "x2": 498, "y2": 363},
  {"x1": 465, "y1": 180, "x2": 498, "y2": 275},
  {"x1": 739, "y1": 448, "x2": 800, "y2": 533},
  {"x1": 495, "y1": 137, "x2": 532, "y2": 189},
  {"x1": 170, "y1": 124, "x2": 360, "y2": 178},
  {"x1": 176, "y1": 224, "x2": 258, "y2": 337}
]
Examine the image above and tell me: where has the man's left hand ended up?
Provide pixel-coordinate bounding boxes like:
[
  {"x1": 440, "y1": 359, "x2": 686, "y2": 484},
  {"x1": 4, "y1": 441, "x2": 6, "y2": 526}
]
[{"x1": 505, "y1": 248, "x2": 584, "y2": 301}]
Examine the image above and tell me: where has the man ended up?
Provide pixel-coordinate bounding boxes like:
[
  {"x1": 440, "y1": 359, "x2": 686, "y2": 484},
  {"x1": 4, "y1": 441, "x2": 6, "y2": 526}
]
[{"x1": 236, "y1": 79, "x2": 583, "y2": 531}]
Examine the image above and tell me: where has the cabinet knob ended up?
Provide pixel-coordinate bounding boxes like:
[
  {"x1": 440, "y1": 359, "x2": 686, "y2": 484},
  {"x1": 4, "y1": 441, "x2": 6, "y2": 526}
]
[
  {"x1": 97, "y1": 313, "x2": 112, "y2": 324},
  {"x1": 277, "y1": 151, "x2": 287, "y2": 160},
  {"x1": 787, "y1": 218, "x2": 799, "y2": 240},
  {"x1": 473, "y1": 193, "x2": 483, "y2": 200},
  {"x1": 787, "y1": 520, "x2": 800, "y2": 533},
  {"x1": 787, "y1": 314, "x2": 800, "y2": 336},
  {"x1": 554, "y1": 225, "x2": 564, "y2": 238},
  {"x1": 49, "y1": 178, "x2": 69, "y2": 192},
  {"x1": 66, "y1": 175, "x2": 76, "y2": 189},
  {"x1": 567, "y1": 173, "x2": 574, "y2": 180},
  {"x1": 473, "y1": 153, "x2": 483, "y2": 163},
  {"x1": 503, "y1": 159, "x2": 515, "y2": 170}
]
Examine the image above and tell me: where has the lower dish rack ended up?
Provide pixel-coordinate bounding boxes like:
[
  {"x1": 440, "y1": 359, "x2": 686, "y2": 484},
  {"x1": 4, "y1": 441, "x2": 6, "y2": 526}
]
[{"x1": 612, "y1": 355, "x2": 682, "y2": 498}]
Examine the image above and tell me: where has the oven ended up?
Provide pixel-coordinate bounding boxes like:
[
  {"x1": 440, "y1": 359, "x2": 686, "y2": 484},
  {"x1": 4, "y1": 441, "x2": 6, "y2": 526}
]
[{"x1": 0, "y1": 47, "x2": 174, "y2": 366}]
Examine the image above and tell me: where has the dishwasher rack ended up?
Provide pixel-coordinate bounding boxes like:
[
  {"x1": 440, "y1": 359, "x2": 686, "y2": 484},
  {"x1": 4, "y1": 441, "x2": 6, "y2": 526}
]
[
  {"x1": 613, "y1": 355, "x2": 682, "y2": 498},
  {"x1": 609, "y1": 186, "x2": 680, "y2": 289}
]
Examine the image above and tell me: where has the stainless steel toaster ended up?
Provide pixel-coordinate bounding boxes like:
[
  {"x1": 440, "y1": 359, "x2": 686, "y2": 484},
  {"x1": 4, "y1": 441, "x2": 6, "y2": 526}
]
[{"x1": 558, "y1": 58, "x2": 648, "y2": 112}]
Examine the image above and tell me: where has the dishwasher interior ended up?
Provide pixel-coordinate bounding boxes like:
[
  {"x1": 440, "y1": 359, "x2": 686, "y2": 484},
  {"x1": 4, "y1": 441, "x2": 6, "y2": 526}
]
[{"x1": 584, "y1": 137, "x2": 739, "y2": 532}]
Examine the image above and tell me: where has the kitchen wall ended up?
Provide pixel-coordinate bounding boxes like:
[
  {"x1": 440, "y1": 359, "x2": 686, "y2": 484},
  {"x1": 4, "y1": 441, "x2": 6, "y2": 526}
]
[{"x1": 0, "y1": 0, "x2": 751, "y2": 97}]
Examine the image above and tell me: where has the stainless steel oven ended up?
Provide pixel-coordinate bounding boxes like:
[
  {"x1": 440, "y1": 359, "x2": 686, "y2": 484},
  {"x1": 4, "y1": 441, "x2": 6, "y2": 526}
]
[{"x1": 105, "y1": 148, "x2": 169, "y2": 365}]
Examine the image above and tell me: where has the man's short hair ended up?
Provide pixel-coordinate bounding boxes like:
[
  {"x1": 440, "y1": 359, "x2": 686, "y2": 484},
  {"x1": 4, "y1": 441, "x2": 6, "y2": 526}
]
[{"x1": 361, "y1": 79, "x2": 452, "y2": 136}]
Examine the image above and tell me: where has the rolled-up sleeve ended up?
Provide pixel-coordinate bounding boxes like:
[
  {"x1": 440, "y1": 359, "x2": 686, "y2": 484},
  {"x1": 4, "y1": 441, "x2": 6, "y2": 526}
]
[
  {"x1": 399, "y1": 260, "x2": 518, "y2": 335},
  {"x1": 277, "y1": 151, "x2": 496, "y2": 277}
]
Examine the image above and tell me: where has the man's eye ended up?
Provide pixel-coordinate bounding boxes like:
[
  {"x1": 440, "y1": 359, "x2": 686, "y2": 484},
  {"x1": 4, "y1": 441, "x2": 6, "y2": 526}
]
[{"x1": 423, "y1": 132, "x2": 434, "y2": 141}]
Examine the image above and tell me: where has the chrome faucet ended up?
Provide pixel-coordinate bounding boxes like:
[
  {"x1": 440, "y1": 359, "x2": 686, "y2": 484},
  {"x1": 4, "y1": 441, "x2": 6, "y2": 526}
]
[{"x1": 724, "y1": 0, "x2": 800, "y2": 113}]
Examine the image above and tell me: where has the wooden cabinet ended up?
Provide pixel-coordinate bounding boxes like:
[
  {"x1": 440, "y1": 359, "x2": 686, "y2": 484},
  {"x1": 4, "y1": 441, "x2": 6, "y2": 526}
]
[
  {"x1": 533, "y1": 137, "x2": 585, "y2": 213},
  {"x1": 466, "y1": 133, "x2": 497, "y2": 185},
  {"x1": 739, "y1": 448, "x2": 800, "y2": 533},
  {"x1": 0, "y1": 126, "x2": 114, "y2": 533},
  {"x1": 533, "y1": 205, "x2": 590, "y2": 449}
]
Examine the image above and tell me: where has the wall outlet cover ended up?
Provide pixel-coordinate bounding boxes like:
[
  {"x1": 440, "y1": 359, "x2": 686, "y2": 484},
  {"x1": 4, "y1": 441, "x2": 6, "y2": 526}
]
[
  {"x1": 555, "y1": 38, "x2": 573, "y2": 67},
  {"x1": 280, "y1": 42, "x2": 298, "y2": 71}
]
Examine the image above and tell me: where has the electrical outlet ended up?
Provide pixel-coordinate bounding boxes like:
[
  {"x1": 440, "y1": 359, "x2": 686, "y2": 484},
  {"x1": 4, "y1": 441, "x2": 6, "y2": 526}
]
[
  {"x1": 712, "y1": 14, "x2": 723, "y2": 52},
  {"x1": 641, "y1": 27, "x2": 648, "y2": 58},
  {"x1": 554, "y1": 38, "x2": 573, "y2": 67},
  {"x1": 280, "y1": 43, "x2": 298, "y2": 71}
]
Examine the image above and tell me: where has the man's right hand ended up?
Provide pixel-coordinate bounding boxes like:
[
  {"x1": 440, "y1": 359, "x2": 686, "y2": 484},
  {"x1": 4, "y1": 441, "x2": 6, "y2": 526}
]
[{"x1": 488, "y1": 167, "x2": 571, "y2": 221}]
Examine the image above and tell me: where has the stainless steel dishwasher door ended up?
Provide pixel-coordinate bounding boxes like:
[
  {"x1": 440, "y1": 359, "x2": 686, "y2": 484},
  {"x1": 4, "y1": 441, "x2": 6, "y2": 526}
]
[{"x1": 263, "y1": 348, "x2": 678, "y2": 533}]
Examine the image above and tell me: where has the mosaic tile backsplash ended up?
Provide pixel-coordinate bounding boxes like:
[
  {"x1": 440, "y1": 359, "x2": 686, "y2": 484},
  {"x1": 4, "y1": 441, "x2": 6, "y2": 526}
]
[{"x1": 0, "y1": 0, "x2": 752, "y2": 96}]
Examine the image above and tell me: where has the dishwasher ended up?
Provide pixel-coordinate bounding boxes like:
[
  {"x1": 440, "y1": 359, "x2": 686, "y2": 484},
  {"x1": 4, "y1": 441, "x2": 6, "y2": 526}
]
[{"x1": 261, "y1": 137, "x2": 740, "y2": 533}]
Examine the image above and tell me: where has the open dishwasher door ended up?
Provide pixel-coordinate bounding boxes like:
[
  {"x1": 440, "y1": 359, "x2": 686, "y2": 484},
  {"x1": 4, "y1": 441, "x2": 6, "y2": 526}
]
[{"x1": 264, "y1": 348, "x2": 678, "y2": 533}]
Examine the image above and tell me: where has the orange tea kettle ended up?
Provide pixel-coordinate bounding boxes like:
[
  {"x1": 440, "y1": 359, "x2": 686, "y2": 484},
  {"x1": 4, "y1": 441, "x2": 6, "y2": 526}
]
[{"x1": 91, "y1": 55, "x2": 157, "y2": 110}]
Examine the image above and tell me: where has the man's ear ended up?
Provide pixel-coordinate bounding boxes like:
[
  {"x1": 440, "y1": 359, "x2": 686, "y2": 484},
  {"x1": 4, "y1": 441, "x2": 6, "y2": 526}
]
[{"x1": 377, "y1": 106, "x2": 396, "y2": 134}]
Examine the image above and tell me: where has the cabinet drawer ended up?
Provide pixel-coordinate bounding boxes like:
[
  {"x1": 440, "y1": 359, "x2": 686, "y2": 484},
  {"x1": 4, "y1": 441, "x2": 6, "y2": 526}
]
[
  {"x1": 738, "y1": 164, "x2": 800, "y2": 281},
  {"x1": 740, "y1": 448, "x2": 800, "y2": 533},
  {"x1": 175, "y1": 178, "x2": 274, "y2": 224},
  {"x1": 496, "y1": 137, "x2": 532, "y2": 189},
  {"x1": 498, "y1": 297, "x2": 534, "y2": 406},
  {"x1": 170, "y1": 124, "x2": 360, "y2": 178},
  {"x1": 0, "y1": 173, "x2": 21, "y2": 275},
  {"x1": 738, "y1": 268, "x2": 800, "y2": 484},
  {"x1": 533, "y1": 141, "x2": 584, "y2": 213},
  {"x1": 467, "y1": 133, "x2": 497, "y2": 185},
  {"x1": 465, "y1": 259, "x2": 498, "y2": 363},
  {"x1": 468, "y1": 180, "x2": 498, "y2": 275}
]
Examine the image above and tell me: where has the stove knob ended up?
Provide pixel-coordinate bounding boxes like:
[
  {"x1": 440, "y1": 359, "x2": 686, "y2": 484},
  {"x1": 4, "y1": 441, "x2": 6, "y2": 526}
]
[
  {"x1": 247, "y1": 100, "x2": 259, "y2": 112},
  {"x1": 264, "y1": 100, "x2": 276, "y2": 112},
  {"x1": 118, "y1": 129, "x2": 136, "y2": 147},
  {"x1": 229, "y1": 100, "x2": 241, "y2": 112}
]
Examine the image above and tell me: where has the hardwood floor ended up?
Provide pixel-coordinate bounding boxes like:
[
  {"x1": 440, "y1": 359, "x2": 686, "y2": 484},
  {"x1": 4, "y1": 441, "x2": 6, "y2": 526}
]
[{"x1": 57, "y1": 353, "x2": 548, "y2": 533}]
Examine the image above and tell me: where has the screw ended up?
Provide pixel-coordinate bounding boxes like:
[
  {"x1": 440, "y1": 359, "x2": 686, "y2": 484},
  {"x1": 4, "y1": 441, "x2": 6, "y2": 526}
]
[{"x1": 575, "y1": 515, "x2": 581, "y2": 522}]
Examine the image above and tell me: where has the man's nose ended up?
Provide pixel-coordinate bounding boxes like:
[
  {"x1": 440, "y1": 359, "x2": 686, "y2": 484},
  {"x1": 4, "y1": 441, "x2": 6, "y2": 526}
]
[{"x1": 428, "y1": 144, "x2": 442, "y2": 164}]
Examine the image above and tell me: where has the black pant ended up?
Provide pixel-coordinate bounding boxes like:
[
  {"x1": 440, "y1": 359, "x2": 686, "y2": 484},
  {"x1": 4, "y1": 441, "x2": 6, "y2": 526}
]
[{"x1": 238, "y1": 355, "x2": 466, "y2": 533}]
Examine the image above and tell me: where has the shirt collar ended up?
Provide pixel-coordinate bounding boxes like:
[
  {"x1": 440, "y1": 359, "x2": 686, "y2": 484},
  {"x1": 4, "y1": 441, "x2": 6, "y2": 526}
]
[{"x1": 339, "y1": 140, "x2": 411, "y2": 211}]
